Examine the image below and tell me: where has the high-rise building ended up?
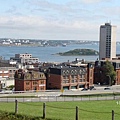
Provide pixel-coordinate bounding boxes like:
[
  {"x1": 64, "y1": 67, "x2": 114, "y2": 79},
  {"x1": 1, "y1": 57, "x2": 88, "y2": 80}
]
[{"x1": 99, "y1": 23, "x2": 116, "y2": 60}]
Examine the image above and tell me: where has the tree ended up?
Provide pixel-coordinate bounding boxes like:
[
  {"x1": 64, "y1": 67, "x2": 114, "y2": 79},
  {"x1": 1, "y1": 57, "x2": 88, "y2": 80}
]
[{"x1": 102, "y1": 61, "x2": 116, "y2": 85}]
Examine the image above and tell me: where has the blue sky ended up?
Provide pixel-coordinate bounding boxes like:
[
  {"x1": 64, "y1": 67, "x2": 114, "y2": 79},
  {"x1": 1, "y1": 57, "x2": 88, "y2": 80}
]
[{"x1": 0, "y1": 0, "x2": 120, "y2": 40}]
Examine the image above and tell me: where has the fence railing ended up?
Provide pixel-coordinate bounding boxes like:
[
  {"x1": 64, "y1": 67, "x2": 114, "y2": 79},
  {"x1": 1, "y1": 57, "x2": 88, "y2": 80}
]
[{"x1": 0, "y1": 93, "x2": 120, "y2": 102}]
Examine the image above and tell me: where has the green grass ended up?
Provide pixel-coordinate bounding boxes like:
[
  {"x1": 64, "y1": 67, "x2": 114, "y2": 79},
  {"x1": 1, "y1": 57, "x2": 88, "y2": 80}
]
[{"x1": 0, "y1": 100, "x2": 120, "y2": 120}]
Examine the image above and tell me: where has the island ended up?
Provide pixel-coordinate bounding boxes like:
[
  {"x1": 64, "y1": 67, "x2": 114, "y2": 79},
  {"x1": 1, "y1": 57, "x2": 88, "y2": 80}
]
[{"x1": 56, "y1": 49, "x2": 99, "y2": 56}]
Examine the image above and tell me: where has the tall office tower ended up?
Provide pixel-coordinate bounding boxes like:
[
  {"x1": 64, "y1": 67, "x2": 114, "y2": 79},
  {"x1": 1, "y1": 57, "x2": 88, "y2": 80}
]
[{"x1": 99, "y1": 23, "x2": 117, "y2": 60}]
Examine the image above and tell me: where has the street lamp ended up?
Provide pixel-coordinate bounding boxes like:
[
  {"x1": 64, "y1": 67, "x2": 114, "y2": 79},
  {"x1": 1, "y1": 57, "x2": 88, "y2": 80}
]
[{"x1": 106, "y1": 75, "x2": 111, "y2": 86}]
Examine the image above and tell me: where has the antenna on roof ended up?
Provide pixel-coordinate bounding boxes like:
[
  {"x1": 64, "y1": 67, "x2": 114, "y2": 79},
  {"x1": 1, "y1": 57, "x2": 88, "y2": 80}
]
[{"x1": 109, "y1": 20, "x2": 111, "y2": 24}]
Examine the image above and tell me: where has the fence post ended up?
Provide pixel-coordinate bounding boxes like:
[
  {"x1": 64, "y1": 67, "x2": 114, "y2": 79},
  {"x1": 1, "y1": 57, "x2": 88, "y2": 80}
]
[
  {"x1": 76, "y1": 106, "x2": 79, "y2": 120},
  {"x1": 43, "y1": 103, "x2": 46, "y2": 119},
  {"x1": 89, "y1": 95, "x2": 90, "y2": 101},
  {"x1": 7, "y1": 96, "x2": 8, "y2": 103},
  {"x1": 56, "y1": 95, "x2": 57, "y2": 102},
  {"x1": 23, "y1": 96, "x2": 24, "y2": 102},
  {"x1": 113, "y1": 92, "x2": 115, "y2": 100},
  {"x1": 15, "y1": 100, "x2": 18, "y2": 114},
  {"x1": 112, "y1": 110, "x2": 114, "y2": 120}
]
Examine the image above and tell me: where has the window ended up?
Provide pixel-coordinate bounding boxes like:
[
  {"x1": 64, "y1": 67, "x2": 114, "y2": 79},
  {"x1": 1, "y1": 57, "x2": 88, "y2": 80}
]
[
  {"x1": 26, "y1": 82, "x2": 30, "y2": 85},
  {"x1": 71, "y1": 79, "x2": 77, "y2": 83},
  {"x1": 79, "y1": 79, "x2": 85, "y2": 82},
  {"x1": 71, "y1": 75, "x2": 77, "y2": 79},
  {"x1": 40, "y1": 74, "x2": 44, "y2": 78},
  {"x1": 80, "y1": 75, "x2": 85, "y2": 78},
  {"x1": 71, "y1": 80, "x2": 74, "y2": 83},
  {"x1": 41, "y1": 81, "x2": 44, "y2": 84},
  {"x1": 62, "y1": 80, "x2": 69, "y2": 83},
  {"x1": 33, "y1": 81, "x2": 38, "y2": 85},
  {"x1": 79, "y1": 69, "x2": 81, "y2": 74},
  {"x1": 40, "y1": 87, "x2": 44, "y2": 90},
  {"x1": 63, "y1": 75, "x2": 69, "y2": 79},
  {"x1": 9, "y1": 70, "x2": 12, "y2": 73}
]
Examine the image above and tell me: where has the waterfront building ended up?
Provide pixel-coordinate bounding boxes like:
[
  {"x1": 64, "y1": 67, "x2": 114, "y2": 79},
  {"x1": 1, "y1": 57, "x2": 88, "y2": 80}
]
[
  {"x1": 14, "y1": 69, "x2": 46, "y2": 91},
  {"x1": 10, "y1": 53, "x2": 39, "y2": 64},
  {"x1": 47, "y1": 63, "x2": 94, "y2": 90},
  {"x1": 99, "y1": 23, "x2": 116, "y2": 60}
]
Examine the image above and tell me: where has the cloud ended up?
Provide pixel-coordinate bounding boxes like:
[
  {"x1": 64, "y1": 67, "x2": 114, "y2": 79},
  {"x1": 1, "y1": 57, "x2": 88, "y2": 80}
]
[
  {"x1": 0, "y1": 16, "x2": 47, "y2": 29},
  {"x1": 0, "y1": 0, "x2": 120, "y2": 40},
  {"x1": 27, "y1": 0, "x2": 85, "y2": 15},
  {"x1": 5, "y1": 6, "x2": 17, "y2": 13},
  {"x1": 104, "y1": 7, "x2": 120, "y2": 16},
  {"x1": 79, "y1": 0, "x2": 114, "y2": 4},
  {"x1": 0, "y1": 15, "x2": 99, "y2": 40}
]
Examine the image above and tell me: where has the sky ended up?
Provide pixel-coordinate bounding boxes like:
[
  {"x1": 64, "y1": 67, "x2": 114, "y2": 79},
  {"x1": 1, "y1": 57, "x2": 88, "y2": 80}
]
[{"x1": 0, "y1": 0, "x2": 120, "y2": 41}]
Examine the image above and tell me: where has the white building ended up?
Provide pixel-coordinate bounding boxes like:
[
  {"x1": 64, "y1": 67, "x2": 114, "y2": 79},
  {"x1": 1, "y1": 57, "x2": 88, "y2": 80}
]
[
  {"x1": 99, "y1": 23, "x2": 117, "y2": 60},
  {"x1": 10, "y1": 53, "x2": 39, "y2": 64},
  {"x1": 0, "y1": 67, "x2": 18, "y2": 88}
]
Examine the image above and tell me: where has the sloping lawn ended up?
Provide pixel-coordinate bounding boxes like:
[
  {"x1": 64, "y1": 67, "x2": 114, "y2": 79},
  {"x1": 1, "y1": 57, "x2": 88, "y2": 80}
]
[{"x1": 0, "y1": 100, "x2": 120, "y2": 120}]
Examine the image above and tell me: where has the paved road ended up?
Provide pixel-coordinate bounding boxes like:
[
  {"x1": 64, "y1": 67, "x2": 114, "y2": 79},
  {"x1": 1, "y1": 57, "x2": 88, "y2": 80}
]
[{"x1": 0, "y1": 87, "x2": 120, "y2": 102}]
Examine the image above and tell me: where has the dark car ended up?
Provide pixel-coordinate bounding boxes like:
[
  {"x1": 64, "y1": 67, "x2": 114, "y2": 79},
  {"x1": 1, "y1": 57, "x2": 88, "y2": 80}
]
[
  {"x1": 90, "y1": 88, "x2": 96, "y2": 90},
  {"x1": 81, "y1": 88, "x2": 88, "y2": 91},
  {"x1": 89, "y1": 86, "x2": 96, "y2": 90},
  {"x1": 104, "y1": 87, "x2": 111, "y2": 90}
]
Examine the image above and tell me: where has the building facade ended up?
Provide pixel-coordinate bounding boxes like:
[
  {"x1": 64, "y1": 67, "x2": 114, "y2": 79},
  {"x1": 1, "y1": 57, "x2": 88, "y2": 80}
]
[
  {"x1": 14, "y1": 69, "x2": 46, "y2": 91},
  {"x1": 94, "y1": 60, "x2": 120, "y2": 85},
  {"x1": 0, "y1": 67, "x2": 17, "y2": 88},
  {"x1": 10, "y1": 53, "x2": 39, "y2": 64},
  {"x1": 47, "y1": 64, "x2": 94, "y2": 90},
  {"x1": 99, "y1": 23, "x2": 116, "y2": 60}
]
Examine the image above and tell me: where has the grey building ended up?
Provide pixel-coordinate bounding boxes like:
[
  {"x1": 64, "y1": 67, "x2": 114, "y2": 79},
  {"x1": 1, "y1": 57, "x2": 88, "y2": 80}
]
[{"x1": 99, "y1": 23, "x2": 116, "y2": 60}]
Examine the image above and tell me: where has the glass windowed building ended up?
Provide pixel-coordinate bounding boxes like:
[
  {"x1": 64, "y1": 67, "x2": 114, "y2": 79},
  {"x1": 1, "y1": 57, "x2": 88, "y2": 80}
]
[{"x1": 99, "y1": 23, "x2": 117, "y2": 60}]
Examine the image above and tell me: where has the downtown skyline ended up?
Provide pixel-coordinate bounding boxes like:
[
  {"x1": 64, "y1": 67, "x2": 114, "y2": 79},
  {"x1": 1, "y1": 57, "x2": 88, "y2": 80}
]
[{"x1": 0, "y1": 0, "x2": 120, "y2": 41}]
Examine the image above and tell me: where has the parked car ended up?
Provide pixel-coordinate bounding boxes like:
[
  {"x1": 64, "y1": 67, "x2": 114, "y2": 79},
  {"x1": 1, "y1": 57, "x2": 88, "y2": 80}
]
[
  {"x1": 89, "y1": 86, "x2": 96, "y2": 90},
  {"x1": 90, "y1": 88, "x2": 96, "y2": 90},
  {"x1": 104, "y1": 87, "x2": 111, "y2": 90},
  {"x1": 81, "y1": 88, "x2": 88, "y2": 91}
]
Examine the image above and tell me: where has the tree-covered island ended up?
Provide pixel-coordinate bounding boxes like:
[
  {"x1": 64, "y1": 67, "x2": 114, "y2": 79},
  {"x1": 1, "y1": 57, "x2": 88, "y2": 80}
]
[{"x1": 56, "y1": 49, "x2": 99, "y2": 56}]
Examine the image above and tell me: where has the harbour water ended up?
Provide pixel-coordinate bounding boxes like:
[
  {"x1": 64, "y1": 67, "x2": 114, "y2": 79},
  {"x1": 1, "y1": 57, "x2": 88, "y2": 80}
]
[{"x1": 0, "y1": 43, "x2": 120, "y2": 63}]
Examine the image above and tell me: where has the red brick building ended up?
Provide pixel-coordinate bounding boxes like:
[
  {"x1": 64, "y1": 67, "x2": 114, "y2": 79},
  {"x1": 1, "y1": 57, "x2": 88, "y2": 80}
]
[
  {"x1": 14, "y1": 69, "x2": 46, "y2": 91},
  {"x1": 94, "y1": 60, "x2": 120, "y2": 85},
  {"x1": 47, "y1": 63, "x2": 94, "y2": 90}
]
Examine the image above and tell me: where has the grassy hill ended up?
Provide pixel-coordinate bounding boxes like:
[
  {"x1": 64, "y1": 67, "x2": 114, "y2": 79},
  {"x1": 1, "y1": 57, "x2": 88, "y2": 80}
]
[{"x1": 0, "y1": 100, "x2": 119, "y2": 120}]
